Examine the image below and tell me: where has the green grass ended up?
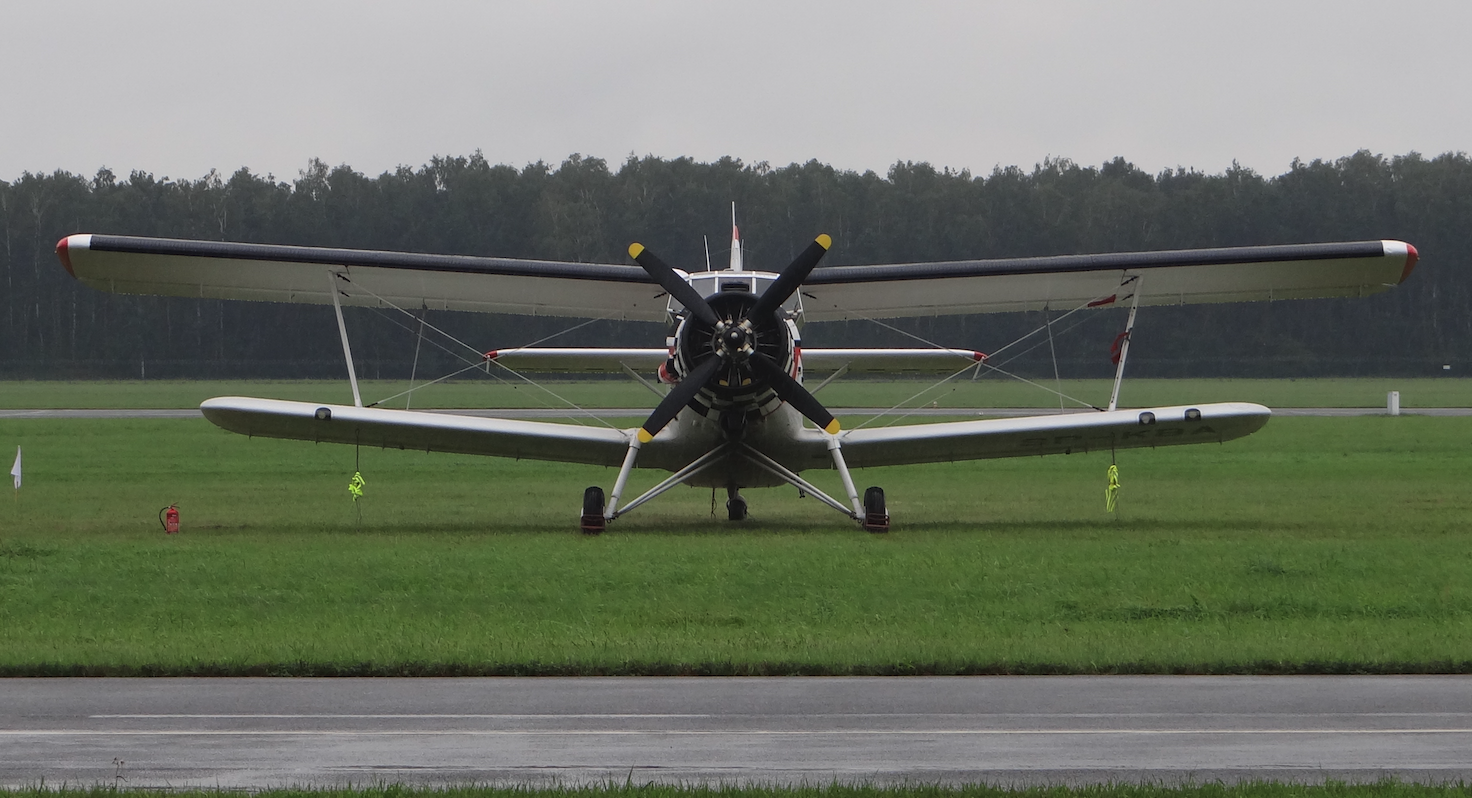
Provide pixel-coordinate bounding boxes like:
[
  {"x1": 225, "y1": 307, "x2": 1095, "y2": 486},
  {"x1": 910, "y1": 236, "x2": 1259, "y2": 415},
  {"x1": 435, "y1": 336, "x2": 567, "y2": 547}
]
[
  {"x1": 1, "y1": 377, "x2": 1470, "y2": 409},
  {"x1": 4, "y1": 784, "x2": 1471, "y2": 798},
  {"x1": 1, "y1": 413, "x2": 1469, "y2": 675}
]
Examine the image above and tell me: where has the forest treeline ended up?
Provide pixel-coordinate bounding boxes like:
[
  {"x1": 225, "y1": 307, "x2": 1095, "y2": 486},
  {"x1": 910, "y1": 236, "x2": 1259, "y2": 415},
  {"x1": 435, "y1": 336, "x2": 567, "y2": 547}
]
[{"x1": 1, "y1": 150, "x2": 1469, "y2": 380}]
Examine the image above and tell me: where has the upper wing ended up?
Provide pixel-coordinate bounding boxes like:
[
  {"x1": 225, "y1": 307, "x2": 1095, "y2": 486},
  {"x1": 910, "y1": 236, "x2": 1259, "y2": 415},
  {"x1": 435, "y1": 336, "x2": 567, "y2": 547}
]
[
  {"x1": 59, "y1": 234, "x2": 1417, "y2": 323},
  {"x1": 800, "y1": 241, "x2": 1418, "y2": 320},
  {"x1": 57, "y1": 234, "x2": 668, "y2": 321}
]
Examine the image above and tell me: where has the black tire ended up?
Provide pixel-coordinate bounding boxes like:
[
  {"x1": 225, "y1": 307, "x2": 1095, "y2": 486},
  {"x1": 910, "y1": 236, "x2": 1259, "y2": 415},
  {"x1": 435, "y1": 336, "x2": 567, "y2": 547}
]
[
  {"x1": 863, "y1": 486, "x2": 889, "y2": 533},
  {"x1": 727, "y1": 497, "x2": 748, "y2": 521},
  {"x1": 582, "y1": 486, "x2": 605, "y2": 516},
  {"x1": 864, "y1": 486, "x2": 886, "y2": 516},
  {"x1": 580, "y1": 487, "x2": 607, "y2": 534}
]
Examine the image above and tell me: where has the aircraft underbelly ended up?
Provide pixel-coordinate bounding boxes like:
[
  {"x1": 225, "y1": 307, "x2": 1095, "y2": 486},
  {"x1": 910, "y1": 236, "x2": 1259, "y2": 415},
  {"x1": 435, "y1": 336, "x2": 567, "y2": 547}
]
[{"x1": 642, "y1": 405, "x2": 820, "y2": 489}]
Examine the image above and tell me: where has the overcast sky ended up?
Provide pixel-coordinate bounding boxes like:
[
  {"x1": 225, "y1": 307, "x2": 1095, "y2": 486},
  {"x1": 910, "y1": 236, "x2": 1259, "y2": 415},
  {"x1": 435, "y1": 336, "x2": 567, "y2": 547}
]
[{"x1": 5, "y1": 1, "x2": 1467, "y2": 183}]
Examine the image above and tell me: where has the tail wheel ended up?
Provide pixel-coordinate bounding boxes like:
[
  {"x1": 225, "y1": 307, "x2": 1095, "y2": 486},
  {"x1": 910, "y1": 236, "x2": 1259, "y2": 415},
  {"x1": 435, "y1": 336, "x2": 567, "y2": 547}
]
[
  {"x1": 862, "y1": 486, "x2": 889, "y2": 533},
  {"x1": 580, "y1": 486, "x2": 606, "y2": 535},
  {"x1": 725, "y1": 485, "x2": 749, "y2": 521}
]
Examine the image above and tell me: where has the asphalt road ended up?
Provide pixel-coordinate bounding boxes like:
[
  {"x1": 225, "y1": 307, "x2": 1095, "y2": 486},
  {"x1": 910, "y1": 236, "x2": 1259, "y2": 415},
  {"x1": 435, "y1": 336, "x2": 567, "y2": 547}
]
[
  {"x1": 3, "y1": 407, "x2": 1470, "y2": 419},
  {"x1": 3, "y1": 676, "x2": 1471, "y2": 788}
]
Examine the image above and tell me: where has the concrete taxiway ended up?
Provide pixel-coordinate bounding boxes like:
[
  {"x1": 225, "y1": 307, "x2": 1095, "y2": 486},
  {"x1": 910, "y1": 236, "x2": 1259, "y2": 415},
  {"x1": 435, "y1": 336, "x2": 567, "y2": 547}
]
[{"x1": 3, "y1": 676, "x2": 1471, "y2": 788}]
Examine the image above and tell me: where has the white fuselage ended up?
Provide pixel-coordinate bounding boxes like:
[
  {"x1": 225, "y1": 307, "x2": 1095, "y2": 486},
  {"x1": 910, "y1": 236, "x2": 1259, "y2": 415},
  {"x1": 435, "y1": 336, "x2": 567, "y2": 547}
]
[{"x1": 657, "y1": 265, "x2": 813, "y2": 489}]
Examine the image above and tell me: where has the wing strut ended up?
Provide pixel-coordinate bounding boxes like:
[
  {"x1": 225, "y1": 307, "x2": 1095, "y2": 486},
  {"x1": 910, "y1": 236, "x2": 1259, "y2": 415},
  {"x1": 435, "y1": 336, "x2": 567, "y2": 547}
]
[
  {"x1": 328, "y1": 269, "x2": 364, "y2": 408},
  {"x1": 1107, "y1": 276, "x2": 1143, "y2": 413}
]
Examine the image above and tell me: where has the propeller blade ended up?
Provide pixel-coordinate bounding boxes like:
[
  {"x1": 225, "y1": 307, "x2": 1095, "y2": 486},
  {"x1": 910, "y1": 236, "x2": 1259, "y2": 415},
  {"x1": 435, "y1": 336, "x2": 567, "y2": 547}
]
[
  {"x1": 748, "y1": 353, "x2": 840, "y2": 434},
  {"x1": 628, "y1": 243, "x2": 719, "y2": 327},
  {"x1": 637, "y1": 355, "x2": 724, "y2": 443},
  {"x1": 747, "y1": 234, "x2": 832, "y2": 320}
]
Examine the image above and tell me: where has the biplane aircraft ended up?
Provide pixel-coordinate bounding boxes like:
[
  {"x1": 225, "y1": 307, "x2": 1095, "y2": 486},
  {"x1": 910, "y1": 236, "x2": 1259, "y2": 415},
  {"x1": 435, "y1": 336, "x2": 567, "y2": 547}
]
[{"x1": 55, "y1": 214, "x2": 1418, "y2": 532}]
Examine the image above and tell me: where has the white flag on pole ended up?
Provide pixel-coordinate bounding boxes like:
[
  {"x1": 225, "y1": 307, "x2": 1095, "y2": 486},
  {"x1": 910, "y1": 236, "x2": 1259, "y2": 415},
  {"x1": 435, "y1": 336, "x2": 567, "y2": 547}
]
[{"x1": 10, "y1": 446, "x2": 19, "y2": 490}]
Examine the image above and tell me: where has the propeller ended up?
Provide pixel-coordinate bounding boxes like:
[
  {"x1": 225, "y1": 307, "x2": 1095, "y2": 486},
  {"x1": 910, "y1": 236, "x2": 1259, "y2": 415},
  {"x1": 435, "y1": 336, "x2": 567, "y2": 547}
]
[
  {"x1": 630, "y1": 235, "x2": 839, "y2": 443},
  {"x1": 636, "y1": 355, "x2": 723, "y2": 443},
  {"x1": 628, "y1": 243, "x2": 719, "y2": 327},
  {"x1": 747, "y1": 352, "x2": 839, "y2": 434},
  {"x1": 747, "y1": 234, "x2": 831, "y2": 321}
]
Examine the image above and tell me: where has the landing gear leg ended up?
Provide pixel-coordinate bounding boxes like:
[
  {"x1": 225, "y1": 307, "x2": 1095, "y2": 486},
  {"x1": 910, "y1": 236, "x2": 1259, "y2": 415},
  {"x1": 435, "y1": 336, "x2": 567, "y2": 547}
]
[
  {"x1": 585, "y1": 434, "x2": 644, "y2": 533},
  {"x1": 862, "y1": 486, "x2": 889, "y2": 533},
  {"x1": 726, "y1": 485, "x2": 748, "y2": 521},
  {"x1": 825, "y1": 435, "x2": 866, "y2": 521},
  {"x1": 581, "y1": 486, "x2": 606, "y2": 535}
]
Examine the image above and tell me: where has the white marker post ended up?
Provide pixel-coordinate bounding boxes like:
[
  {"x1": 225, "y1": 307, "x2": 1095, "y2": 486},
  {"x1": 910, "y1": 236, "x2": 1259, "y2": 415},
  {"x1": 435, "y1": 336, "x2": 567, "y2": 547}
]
[
  {"x1": 10, "y1": 446, "x2": 20, "y2": 511},
  {"x1": 1388, "y1": 390, "x2": 1401, "y2": 416}
]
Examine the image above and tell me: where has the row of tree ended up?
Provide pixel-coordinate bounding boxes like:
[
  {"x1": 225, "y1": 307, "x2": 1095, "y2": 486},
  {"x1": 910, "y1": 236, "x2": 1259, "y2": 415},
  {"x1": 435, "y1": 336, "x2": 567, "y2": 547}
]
[{"x1": 1, "y1": 150, "x2": 1468, "y2": 380}]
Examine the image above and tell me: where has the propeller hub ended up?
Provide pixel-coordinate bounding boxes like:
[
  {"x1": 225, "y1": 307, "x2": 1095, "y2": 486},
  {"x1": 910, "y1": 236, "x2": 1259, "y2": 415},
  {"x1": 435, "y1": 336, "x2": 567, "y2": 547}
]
[{"x1": 713, "y1": 322, "x2": 754, "y2": 360}]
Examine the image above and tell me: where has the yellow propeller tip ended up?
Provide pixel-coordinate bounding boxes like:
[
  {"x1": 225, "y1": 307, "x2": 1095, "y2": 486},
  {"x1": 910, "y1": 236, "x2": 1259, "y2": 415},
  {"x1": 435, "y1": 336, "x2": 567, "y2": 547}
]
[
  {"x1": 628, "y1": 242, "x2": 645, "y2": 259},
  {"x1": 823, "y1": 419, "x2": 841, "y2": 434},
  {"x1": 815, "y1": 234, "x2": 832, "y2": 250},
  {"x1": 637, "y1": 428, "x2": 654, "y2": 444}
]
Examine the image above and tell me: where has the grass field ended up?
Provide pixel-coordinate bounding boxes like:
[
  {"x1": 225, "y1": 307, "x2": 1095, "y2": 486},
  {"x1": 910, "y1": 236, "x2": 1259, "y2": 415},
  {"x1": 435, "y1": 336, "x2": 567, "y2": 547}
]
[
  {"x1": 2, "y1": 377, "x2": 1470, "y2": 410},
  {"x1": 1, "y1": 408, "x2": 1468, "y2": 676},
  {"x1": 3, "y1": 785, "x2": 1469, "y2": 798}
]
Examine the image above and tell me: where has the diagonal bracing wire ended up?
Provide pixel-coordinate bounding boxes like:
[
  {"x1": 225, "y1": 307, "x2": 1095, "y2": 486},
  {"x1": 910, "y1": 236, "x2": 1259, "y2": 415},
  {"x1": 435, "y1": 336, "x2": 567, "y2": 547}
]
[
  {"x1": 1045, "y1": 306, "x2": 1065, "y2": 413},
  {"x1": 334, "y1": 274, "x2": 622, "y2": 427},
  {"x1": 822, "y1": 291, "x2": 1119, "y2": 427}
]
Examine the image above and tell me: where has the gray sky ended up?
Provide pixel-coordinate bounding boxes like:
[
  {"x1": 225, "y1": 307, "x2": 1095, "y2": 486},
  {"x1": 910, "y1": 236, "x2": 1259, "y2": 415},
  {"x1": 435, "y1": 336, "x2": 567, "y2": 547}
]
[{"x1": 5, "y1": 1, "x2": 1468, "y2": 183}]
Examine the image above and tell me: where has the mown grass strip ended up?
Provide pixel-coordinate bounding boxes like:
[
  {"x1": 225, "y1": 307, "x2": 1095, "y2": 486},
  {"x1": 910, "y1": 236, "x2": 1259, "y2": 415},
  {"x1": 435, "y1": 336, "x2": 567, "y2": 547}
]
[{"x1": 1, "y1": 416, "x2": 1469, "y2": 676}]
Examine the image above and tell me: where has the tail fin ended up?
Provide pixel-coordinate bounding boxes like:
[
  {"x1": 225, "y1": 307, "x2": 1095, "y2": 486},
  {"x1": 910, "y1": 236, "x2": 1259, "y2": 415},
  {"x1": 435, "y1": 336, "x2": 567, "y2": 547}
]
[{"x1": 729, "y1": 202, "x2": 743, "y2": 272}]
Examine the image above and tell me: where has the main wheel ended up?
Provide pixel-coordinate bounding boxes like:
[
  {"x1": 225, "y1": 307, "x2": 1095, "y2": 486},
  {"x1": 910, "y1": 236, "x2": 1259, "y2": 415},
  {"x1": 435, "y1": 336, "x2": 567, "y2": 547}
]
[
  {"x1": 580, "y1": 486, "x2": 606, "y2": 535},
  {"x1": 862, "y1": 486, "x2": 889, "y2": 533}
]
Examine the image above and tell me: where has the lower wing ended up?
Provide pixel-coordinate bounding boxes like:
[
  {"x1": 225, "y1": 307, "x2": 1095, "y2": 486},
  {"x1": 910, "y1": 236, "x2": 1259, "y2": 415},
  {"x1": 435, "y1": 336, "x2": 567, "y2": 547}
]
[
  {"x1": 201, "y1": 398, "x2": 1268, "y2": 472},
  {"x1": 828, "y1": 403, "x2": 1270, "y2": 468},
  {"x1": 200, "y1": 397, "x2": 633, "y2": 467}
]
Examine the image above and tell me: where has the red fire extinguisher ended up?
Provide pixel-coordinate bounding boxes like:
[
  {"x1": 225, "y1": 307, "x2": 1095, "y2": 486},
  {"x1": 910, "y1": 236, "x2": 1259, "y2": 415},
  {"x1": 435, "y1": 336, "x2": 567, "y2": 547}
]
[{"x1": 159, "y1": 504, "x2": 179, "y2": 534}]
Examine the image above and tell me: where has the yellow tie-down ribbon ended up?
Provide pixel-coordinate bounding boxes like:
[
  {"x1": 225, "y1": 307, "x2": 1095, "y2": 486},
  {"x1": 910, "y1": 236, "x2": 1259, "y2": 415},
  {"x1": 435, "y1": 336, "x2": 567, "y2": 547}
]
[
  {"x1": 348, "y1": 471, "x2": 366, "y2": 501},
  {"x1": 1105, "y1": 464, "x2": 1120, "y2": 513}
]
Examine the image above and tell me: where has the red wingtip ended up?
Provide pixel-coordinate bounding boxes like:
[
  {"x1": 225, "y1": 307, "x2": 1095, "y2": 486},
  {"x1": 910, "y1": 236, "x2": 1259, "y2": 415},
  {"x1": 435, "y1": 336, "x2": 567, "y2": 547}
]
[
  {"x1": 972, "y1": 351, "x2": 988, "y2": 362},
  {"x1": 1401, "y1": 243, "x2": 1419, "y2": 283},
  {"x1": 483, "y1": 349, "x2": 498, "y2": 360},
  {"x1": 55, "y1": 236, "x2": 75, "y2": 278}
]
